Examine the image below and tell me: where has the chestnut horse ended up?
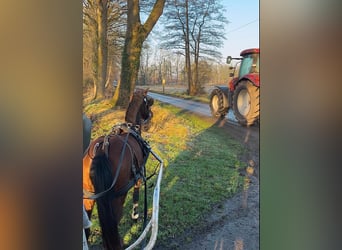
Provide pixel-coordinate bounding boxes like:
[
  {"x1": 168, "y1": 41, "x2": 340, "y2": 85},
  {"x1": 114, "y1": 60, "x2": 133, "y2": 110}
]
[{"x1": 83, "y1": 88, "x2": 154, "y2": 250}]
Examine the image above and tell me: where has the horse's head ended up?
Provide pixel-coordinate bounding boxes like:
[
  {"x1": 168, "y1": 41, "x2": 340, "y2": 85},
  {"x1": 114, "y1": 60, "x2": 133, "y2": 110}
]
[{"x1": 125, "y1": 88, "x2": 154, "y2": 132}]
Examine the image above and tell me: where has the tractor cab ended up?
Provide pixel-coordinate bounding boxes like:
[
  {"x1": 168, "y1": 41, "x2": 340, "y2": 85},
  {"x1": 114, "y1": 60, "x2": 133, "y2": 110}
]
[
  {"x1": 238, "y1": 49, "x2": 259, "y2": 77},
  {"x1": 227, "y1": 48, "x2": 259, "y2": 80}
]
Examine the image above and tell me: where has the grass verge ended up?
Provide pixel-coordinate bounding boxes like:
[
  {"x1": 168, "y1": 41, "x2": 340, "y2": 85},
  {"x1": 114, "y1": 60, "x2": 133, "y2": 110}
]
[{"x1": 84, "y1": 100, "x2": 244, "y2": 248}]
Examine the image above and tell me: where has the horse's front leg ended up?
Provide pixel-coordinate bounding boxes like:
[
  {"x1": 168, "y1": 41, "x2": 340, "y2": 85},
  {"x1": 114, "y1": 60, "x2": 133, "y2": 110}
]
[{"x1": 131, "y1": 179, "x2": 142, "y2": 220}]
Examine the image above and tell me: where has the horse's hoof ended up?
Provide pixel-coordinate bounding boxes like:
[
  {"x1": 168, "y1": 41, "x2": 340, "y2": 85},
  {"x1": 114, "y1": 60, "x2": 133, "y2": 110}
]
[
  {"x1": 131, "y1": 213, "x2": 139, "y2": 220},
  {"x1": 131, "y1": 209, "x2": 139, "y2": 220},
  {"x1": 131, "y1": 204, "x2": 139, "y2": 220}
]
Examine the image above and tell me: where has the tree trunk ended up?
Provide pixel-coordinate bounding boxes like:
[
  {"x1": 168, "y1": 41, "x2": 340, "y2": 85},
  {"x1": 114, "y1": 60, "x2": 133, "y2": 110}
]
[
  {"x1": 114, "y1": 0, "x2": 166, "y2": 108},
  {"x1": 105, "y1": 59, "x2": 113, "y2": 88},
  {"x1": 116, "y1": 0, "x2": 142, "y2": 107},
  {"x1": 193, "y1": 39, "x2": 200, "y2": 95},
  {"x1": 111, "y1": 78, "x2": 121, "y2": 106},
  {"x1": 185, "y1": 0, "x2": 194, "y2": 95},
  {"x1": 118, "y1": 32, "x2": 142, "y2": 107},
  {"x1": 92, "y1": 77, "x2": 97, "y2": 100},
  {"x1": 95, "y1": 0, "x2": 108, "y2": 100}
]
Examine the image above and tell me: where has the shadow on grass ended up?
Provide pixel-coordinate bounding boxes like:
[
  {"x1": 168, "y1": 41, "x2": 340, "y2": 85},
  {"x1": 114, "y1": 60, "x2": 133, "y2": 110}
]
[
  {"x1": 122, "y1": 117, "x2": 248, "y2": 249},
  {"x1": 151, "y1": 117, "x2": 246, "y2": 249}
]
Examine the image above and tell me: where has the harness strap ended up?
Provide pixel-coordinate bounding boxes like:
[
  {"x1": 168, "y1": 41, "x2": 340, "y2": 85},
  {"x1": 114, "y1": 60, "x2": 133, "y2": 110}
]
[
  {"x1": 102, "y1": 134, "x2": 110, "y2": 158},
  {"x1": 83, "y1": 123, "x2": 152, "y2": 200},
  {"x1": 108, "y1": 173, "x2": 144, "y2": 200},
  {"x1": 83, "y1": 132, "x2": 130, "y2": 200}
]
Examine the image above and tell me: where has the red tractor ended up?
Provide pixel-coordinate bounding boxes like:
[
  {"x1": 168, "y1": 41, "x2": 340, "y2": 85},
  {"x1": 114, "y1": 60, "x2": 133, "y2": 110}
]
[{"x1": 209, "y1": 48, "x2": 259, "y2": 126}]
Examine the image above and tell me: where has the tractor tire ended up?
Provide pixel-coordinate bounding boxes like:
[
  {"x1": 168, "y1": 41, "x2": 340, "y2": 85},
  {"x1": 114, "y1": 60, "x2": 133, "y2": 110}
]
[
  {"x1": 232, "y1": 81, "x2": 259, "y2": 126},
  {"x1": 209, "y1": 88, "x2": 228, "y2": 118}
]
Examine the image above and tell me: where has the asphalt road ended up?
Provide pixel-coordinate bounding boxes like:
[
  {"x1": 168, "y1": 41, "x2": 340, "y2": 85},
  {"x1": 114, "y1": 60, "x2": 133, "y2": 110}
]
[{"x1": 148, "y1": 92, "x2": 238, "y2": 123}]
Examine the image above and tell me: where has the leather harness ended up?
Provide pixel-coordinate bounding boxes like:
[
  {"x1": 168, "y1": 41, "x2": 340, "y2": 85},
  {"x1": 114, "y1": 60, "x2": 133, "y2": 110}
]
[{"x1": 83, "y1": 123, "x2": 151, "y2": 200}]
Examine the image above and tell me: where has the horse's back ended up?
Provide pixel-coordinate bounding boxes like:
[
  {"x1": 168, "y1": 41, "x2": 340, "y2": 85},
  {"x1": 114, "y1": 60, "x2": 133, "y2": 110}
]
[{"x1": 83, "y1": 134, "x2": 143, "y2": 195}]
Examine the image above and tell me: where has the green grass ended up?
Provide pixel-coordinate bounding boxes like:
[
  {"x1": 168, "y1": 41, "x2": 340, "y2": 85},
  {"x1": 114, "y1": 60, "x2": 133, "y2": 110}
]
[{"x1": 84, "y1": 100, "x2": 244, "y2": 248}]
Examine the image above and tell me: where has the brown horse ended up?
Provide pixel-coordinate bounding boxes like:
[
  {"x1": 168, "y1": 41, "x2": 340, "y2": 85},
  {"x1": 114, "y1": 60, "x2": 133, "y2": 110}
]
[{"x1": 83, "y1": 88, "x2": 154, "y2": 250}]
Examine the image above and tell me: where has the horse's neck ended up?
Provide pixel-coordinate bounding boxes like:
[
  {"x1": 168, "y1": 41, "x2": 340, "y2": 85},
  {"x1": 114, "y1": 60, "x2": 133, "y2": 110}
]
[{"x1": 125, "y1": 98, "x2": 142, "y2": 125}]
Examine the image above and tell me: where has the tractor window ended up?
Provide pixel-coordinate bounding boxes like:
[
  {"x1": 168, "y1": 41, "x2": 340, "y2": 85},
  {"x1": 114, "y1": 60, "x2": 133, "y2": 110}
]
[
  {"x1": 239, "y1": 55, "x2": 254, "y2": 77},
  {"x1": 254, "y1": 56, "x2": 259, "y2": 73},
  {"x1": 239, "y1": 53, "x2": 259, "y2": 77}
]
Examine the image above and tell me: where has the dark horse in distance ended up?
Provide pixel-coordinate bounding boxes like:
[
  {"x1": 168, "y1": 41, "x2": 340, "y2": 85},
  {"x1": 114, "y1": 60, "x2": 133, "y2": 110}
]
[{"x1": 83, "y1": 88, "x2": 154, "y2": 250}]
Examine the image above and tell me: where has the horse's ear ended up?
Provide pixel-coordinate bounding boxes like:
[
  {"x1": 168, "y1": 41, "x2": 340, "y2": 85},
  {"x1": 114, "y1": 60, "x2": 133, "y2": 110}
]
[{"x1": 144, "y1": 88, "x2": 149, "y2": 95}]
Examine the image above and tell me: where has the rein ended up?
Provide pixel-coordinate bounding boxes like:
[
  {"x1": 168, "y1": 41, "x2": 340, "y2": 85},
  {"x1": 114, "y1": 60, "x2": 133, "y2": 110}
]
[{"x1": 83, "y1": 130, "x2": 130, "y2": 200}]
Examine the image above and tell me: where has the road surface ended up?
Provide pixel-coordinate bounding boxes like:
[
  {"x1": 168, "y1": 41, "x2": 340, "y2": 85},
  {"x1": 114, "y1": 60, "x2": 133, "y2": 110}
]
[{"x1": 148, "y1": 92, "x2": 238, "y2": 123}]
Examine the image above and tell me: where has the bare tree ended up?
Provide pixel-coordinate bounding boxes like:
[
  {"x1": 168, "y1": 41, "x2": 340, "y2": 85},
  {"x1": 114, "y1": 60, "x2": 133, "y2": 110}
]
[
  {"x1": 83, "y1": 0, "x2": 98, "y2": 98},
  {"x1": 105, "y1": 1, "x2": 126, "y2": 89},
  {"x1": 160, "y1": 0, "x2": 227, "y2": 95},
  {"x1": 138, "y1": 41, "x2": 154, "y2": 86},
  {"x1": 83, "y1": 0, "x2": 126, "y2": 100},
  {"x1": 99, "y1": 1, "x2": 109, "y2": 99},
  {"x1": 114, "y1": 0, "x2": 166, "y2": 108}
]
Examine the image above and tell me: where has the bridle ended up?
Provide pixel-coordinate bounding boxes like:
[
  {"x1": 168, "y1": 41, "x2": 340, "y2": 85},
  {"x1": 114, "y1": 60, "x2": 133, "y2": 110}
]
[{"x1": 139, "y1": 95, "x2": 153, "y2": 129}]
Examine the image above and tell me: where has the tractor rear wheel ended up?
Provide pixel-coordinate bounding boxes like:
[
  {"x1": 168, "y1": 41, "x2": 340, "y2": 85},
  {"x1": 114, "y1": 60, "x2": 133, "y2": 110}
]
[
  {"x1": 232, "y1": 81, "x2": 259, "y2": 126},
  {"x1": 209, "y1": 88, "x2": 228, "y2": 117}
]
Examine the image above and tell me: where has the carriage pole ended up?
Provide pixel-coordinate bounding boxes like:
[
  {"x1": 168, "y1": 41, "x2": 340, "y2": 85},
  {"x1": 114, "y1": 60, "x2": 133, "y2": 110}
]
[{"x1": 125, "y1": 149, "x2": 163, "y2": 250}]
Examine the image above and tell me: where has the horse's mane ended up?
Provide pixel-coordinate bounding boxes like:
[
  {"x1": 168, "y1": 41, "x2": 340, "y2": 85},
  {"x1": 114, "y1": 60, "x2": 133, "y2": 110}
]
[{"x1": 125, "y1": 89, "x2": 146, "y2": 125}]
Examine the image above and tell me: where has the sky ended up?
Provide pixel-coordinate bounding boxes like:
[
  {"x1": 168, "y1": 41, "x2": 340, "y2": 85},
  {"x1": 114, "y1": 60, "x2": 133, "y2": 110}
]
[
  {"x1": 148, "y1": 0, "x2": 259, "y2": 64},
  {"x1": 220, "y1": 0, "x2": 259, "y2": 61}
]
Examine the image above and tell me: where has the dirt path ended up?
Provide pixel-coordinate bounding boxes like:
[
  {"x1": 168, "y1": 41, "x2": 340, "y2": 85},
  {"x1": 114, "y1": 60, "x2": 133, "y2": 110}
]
[{"x1": 182, "y1": 176, "x2": 259, "y2": 250}]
